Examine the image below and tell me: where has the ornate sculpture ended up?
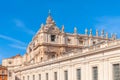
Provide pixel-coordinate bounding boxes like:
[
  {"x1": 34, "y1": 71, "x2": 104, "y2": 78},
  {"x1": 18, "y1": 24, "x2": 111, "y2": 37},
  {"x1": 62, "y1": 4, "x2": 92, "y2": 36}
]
[
  {"x1": 74, "y1": 27, "x2": 77, "y2": 34},
  {"x1": 101, "y1": 29, "x2": 104, "y2": 38},
  {"x1": 89, "y1": 29, "x2": 92, "y2": 36},
  {"x1": 85, "y1": 28, "x2": 88, "y2": 35},
  {"x1": 62, "y1": 25, "x2": 64, "y2": 33},
  {"x1": 106, "y1": 32, "x2": 108, "y2": 39},
  {"x1": 111, "y1": 33, "x2": 117, "y2": 40},
  {"x1": 96, "y1": 29, "x2": 98, "y2": 37}
]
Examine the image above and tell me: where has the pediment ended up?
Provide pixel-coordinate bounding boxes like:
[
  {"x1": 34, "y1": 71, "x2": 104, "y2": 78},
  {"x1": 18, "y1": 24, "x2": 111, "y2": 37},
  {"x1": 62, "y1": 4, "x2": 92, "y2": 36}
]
[{"x1": 47, "y1": 26, "x2": 60, "y2": 34}]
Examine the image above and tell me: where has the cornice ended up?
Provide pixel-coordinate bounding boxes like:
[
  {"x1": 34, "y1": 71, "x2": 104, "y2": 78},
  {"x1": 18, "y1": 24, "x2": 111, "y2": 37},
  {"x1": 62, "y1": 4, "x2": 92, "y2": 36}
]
[
  {"x1": 14, "y1": 42, "x2": 120, "y2": 73},
  {"x1": 33, "y1": 43, "x2": 83, "y2": 50}
]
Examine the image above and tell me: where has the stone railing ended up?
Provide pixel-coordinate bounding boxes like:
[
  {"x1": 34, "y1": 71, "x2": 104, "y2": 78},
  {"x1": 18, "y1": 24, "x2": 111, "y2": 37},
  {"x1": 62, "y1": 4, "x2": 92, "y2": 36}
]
[{"x1": 82, "y1": 40, "x2": 120, "y2": 53}]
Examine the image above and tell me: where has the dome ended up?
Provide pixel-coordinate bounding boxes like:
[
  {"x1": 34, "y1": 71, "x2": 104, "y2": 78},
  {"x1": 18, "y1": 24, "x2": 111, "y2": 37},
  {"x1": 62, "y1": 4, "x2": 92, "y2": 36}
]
[{"x1": 46, "y1": 15, "x2": 53, "y2": 24}]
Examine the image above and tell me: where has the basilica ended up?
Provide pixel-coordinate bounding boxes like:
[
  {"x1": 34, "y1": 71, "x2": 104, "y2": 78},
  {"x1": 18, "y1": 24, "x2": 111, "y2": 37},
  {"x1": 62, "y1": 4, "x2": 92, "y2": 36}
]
[{"x1": 2, "y1": 12, "x2": 120, "y2": 80}]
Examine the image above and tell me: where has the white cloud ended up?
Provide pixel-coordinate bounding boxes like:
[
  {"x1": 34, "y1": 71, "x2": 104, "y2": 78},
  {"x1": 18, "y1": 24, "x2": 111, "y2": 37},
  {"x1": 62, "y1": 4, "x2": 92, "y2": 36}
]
[
  {"x1": 13, "y1": 19, "x2": 36, "y2": 35},
  {"x1": 9, "y1": 44, "x2": 26, "y2": 50},
  {"x1": 0, "y1": 34, "x2": 26, "y2": 46},
  {"x1": 14, "y1": 19, "x2": 25, "y2": 28},
  {"x1": 0, "y1": 34, "x2": 27, "y2": 50},
  {"x1": 95, "y1": 16, "x2": 120, "y2": 38}
]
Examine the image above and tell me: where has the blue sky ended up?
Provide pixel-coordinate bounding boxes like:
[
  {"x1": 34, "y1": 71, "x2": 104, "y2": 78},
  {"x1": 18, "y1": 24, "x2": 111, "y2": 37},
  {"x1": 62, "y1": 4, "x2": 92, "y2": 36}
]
[{"x1": 0, "y1": 0, "x2": 120, "y2": 63}]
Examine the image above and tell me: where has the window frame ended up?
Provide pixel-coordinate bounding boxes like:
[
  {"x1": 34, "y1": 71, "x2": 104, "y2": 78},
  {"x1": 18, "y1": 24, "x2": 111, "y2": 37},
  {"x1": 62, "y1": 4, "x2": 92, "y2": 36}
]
[
  {"x1": 39, "y1": 74, "x2": 41, "y2": 80},
  {"x1": 51, "y1": 35, "x2": 56, "y2": 42},
  {"x1": 113, "y1": 63, "x2": 120, "y2": 80},
  {"x1": 54, "y1": 72, "x2": 57, "y2": 80},
  {"x1": 27, "y1": 75, "x2": 29, "y2": 80},
  {"x1": 76, "y1": 68, "x2": 81, "y2": 80},
  {"x1": 23, "y1": 76, "x2": 25, "y2": 80},
  {"x1": 92, "y1": 66, "x2": 98, "y2": 80},
  {"x1": 46, "y1": 73, "x2": 48, "y2": 80},
  {"x1": 64, "y1": 70, "x2": 68, "y2": 80},
  {"x1": 33, "y1": 75, "x2": 35, "y2": 80}
]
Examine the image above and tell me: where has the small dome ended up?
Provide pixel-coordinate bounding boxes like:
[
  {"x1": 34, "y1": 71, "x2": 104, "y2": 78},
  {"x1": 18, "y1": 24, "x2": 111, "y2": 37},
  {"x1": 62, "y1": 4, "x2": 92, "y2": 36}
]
[
  {"x1": 46, "y1": 10, "x2": 56, "y2": 25},
  {"x1": 46, "y1": 16, "x2": 53, "y2": 24}
]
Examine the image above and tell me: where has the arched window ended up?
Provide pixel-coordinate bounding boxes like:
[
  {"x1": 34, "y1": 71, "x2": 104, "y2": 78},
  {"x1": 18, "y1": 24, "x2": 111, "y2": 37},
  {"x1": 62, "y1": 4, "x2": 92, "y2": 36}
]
[
  {"x1": 41, "y1": 57, "x2": 43, "y2": 61},
  {"x1": 79, "y1": 40, "x2": 83, "y2": 45},
  {"x1": 23, "y1": 76, "x2": 25, "y2": 80},
  {"x1": 8, "y1": 61, "x2": 12, "y2": 64},
  {"x1": 51, "y1": 35, "x2": 56, "y2": 42},
  {"x1": 93, "y1": 41, "x2": 96, "y2": 45},
  {"x1": 39, "y1": 74, "x2": 41, "y2": 80},
  {"x1": 51, "y1": 54, "x2": 55, "y2": 58},
  {"x1": 27, "y1": 76, "x2": 29, "y2": 80},
  {"x1": 33, "y1": 75, "x2": 35, "y2": 80},
  {"x1": 67, "y1": 38, "x2": 71, "y2": 44}
]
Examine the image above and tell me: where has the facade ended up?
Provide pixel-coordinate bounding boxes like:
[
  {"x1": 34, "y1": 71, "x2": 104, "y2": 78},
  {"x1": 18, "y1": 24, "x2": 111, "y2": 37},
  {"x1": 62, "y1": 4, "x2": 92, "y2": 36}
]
[
  {"x1": 2, "y1": 55, "x2": 22, "y2": 80},
  {"x1": 0, "y1": 65, "x2": 7, "y2": 80},
  {"x1": 2, "y1": 12, "x2": 120, "y2": 80}
]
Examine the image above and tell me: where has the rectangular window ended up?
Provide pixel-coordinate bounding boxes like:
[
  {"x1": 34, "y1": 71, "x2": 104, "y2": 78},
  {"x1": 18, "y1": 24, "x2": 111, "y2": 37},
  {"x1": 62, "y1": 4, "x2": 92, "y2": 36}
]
[
  {"x1": 51, "y1": 35, "x2": 56, "y2": 42},
  {"x1": 39, "y1": 74, "x2": 41, "y2": 80},
  {"x1": 23, "y1": 76, "x2": 25, "y2": 80},
  {"x1": 27, "y1": 76, "x2": 29, "y2": 80},
  {"x1": 9, "y1": 72, "x2": 12, "y2": 77},
  {"x1": 15, "y1": 76, "x2": 18, "y2": 80},
  {"x1": 33, "y1": 75, "x2": 35, "y2": 80},
  {"x1": 64, "y1": 70, "x2": 68, "y2": 80},
  {"x1": 76, "y1": 69, "x2": 81, "y2": 80},
  {"x1": 113, "y1": 64, "x2": 120, "y2": 80},
  {"x1": 54, "y1": 72, "x2": 57, "y2": 80},
  {"x1": 46, "y1": 73, "x2": 48, "y2": 80},
  {"x1": 92, "y1": 67, "x2": 98, "y2": 80},
  {"x1": 2, "y1": 70, "x2": 4, "y2": 75}
]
